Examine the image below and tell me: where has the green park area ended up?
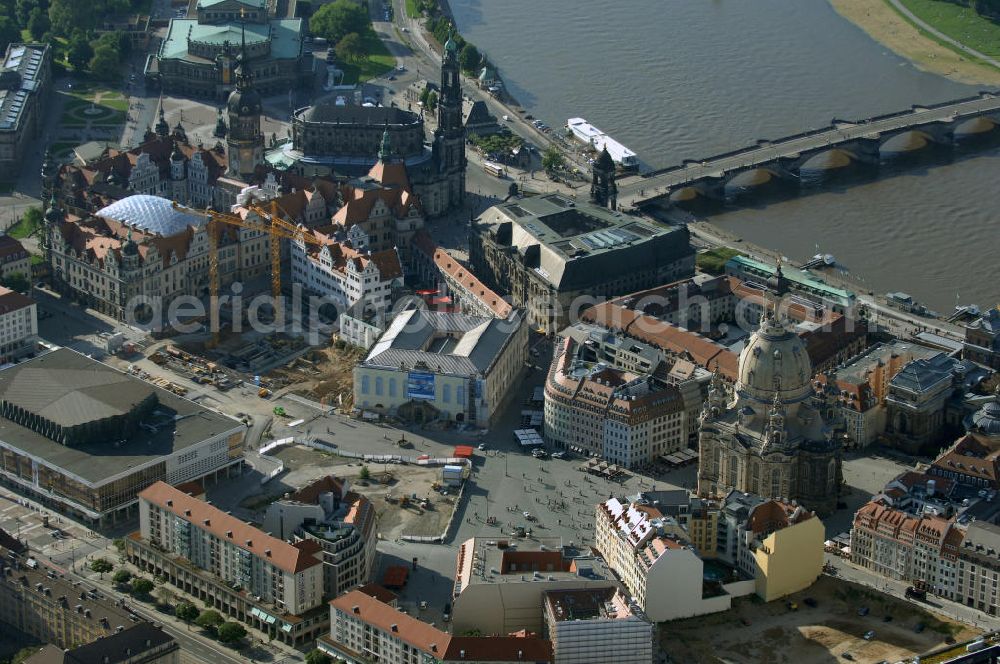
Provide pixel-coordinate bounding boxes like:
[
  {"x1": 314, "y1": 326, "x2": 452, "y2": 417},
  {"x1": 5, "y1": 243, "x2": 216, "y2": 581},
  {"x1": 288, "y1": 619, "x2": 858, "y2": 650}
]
[
  {"x1": 405, "y1": 0, "x2": 421, "y2": 18},
  {"x1": 338, "y1": 33, "x2": 395, "y2": 84},
  {"x1": 59, "y1": 86, "x2": 127, "y2": 127},
  {"x1": 896, "y1": 0, "x2": 1000, "y2": 58},
  {"x1": 310, "y1": 0, "x2": 395, "y2": 83},
  {"x1": 697, "y1": 247, "x2": 744, "y2": 275}
]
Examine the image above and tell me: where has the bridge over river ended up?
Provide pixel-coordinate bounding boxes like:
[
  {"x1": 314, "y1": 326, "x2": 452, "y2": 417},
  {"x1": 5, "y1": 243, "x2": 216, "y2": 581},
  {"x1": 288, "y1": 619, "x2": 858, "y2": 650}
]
[{"x1": 621, "y1": 91, "x2": 1000, "y2": 208}]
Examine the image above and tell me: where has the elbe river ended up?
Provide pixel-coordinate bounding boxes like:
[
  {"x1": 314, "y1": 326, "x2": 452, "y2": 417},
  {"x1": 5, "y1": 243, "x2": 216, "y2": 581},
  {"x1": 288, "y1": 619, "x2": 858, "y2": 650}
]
[{"x1": 450, "y1": 0, "x2": 1000, "y2": 313}]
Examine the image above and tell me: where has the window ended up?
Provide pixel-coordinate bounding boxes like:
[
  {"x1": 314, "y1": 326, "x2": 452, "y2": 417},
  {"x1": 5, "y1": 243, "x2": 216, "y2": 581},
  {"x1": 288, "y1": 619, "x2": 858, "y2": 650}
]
[
  {"x1": 375, "y1": 376, "x2": 383, "y2": 396},
  {"x1": 360, "y1": 375, "x2": 370, "y2": 394},
  {"x1": 443, "y1": 384, "x2": 451, "y2": 404}
]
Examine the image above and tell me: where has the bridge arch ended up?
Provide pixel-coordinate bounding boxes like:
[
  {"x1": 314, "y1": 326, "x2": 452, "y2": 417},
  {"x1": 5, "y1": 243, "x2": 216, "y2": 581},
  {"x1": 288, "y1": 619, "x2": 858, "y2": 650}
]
[
  {"x1": 954, "y1": 116, "x2": 999, "y2": 136},
  {"x1": 796, "y1": 149, "x2": 857, "y2": 171},
  {"x1": 878, "y1": 128, "x2": 947, "y2": 152}
]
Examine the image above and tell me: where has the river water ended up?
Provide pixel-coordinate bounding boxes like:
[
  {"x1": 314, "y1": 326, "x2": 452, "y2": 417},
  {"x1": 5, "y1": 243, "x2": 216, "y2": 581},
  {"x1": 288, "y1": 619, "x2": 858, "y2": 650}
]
[{"x1": 450, "y1": 0, "x2": 999, "y2": 312}]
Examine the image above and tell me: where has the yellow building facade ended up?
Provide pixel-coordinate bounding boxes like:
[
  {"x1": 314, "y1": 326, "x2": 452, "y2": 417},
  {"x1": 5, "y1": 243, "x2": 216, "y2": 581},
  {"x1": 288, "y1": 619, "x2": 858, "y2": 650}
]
[{"x1": 753, "y1": 514, "x2": 825, "y2": 602}]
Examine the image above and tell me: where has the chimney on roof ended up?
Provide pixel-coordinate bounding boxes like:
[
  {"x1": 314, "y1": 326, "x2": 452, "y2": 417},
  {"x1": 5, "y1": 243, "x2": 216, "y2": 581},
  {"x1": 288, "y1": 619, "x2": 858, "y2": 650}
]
[
  {"x1": 184, "y1": 510, "x2": 191, "y2": 517},
  {"x1": 226, "y1": 531, "x2": 233, "y2": 538}
]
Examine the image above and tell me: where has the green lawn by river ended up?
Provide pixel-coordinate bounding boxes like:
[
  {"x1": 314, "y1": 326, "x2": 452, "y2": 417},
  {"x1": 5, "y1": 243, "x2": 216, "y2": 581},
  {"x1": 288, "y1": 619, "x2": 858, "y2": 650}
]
[{"x1": 897, "y1": 0, "x2": 1000, "y2": 57}]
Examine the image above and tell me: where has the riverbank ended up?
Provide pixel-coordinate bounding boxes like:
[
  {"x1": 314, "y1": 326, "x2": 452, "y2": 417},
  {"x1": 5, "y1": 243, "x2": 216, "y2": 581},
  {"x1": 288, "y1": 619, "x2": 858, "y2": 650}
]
[{"x1": 830, "y1": 0, "x2": 1000, "y2": 85}]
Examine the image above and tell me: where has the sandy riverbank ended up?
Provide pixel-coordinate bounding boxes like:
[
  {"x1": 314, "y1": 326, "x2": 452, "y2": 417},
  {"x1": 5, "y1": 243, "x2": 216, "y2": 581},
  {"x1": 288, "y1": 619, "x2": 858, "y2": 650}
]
[{"x1": 830, "y1": 0, "x2": 1000, "y2": 85}]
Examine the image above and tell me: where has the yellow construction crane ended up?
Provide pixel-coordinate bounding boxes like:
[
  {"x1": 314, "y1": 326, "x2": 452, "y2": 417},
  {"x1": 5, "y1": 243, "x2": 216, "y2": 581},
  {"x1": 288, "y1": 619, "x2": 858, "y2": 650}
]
[{"x1": 179, "y1": 200, "x2": 325, "y2": 344}]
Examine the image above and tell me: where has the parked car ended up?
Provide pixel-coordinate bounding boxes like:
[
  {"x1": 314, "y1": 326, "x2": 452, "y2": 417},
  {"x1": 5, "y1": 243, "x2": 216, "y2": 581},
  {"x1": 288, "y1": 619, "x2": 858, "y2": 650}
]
[
  {"x1": 478, "y1": 443, "x2": 487, "y2": 451},
  {"x1": 858, "y1": 607, "x2": 869, "y2": 616},
  {"x1": 863, "y1": 631, "x2": 875, "y2": 641}
]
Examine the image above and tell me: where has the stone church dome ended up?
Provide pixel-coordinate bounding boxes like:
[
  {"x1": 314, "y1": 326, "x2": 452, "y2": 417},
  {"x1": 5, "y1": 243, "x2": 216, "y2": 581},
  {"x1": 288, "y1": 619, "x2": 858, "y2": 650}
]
[
  {"x1": 972, "y1": 388, "x2": 1000, "y2": 437},
  {"x1": 737, "y1": 312, "x2": 813, "y2": 405}
]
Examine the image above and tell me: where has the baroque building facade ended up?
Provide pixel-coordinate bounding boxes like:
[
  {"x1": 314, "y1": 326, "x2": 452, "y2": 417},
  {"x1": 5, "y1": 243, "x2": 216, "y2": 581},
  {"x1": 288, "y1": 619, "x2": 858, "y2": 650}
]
[
  {"x1": 264, "y1": 39, "x2": 466, "y2": 217},
  {"x1": 697, "y1": 308, "x2": 842, "y2": 515}
]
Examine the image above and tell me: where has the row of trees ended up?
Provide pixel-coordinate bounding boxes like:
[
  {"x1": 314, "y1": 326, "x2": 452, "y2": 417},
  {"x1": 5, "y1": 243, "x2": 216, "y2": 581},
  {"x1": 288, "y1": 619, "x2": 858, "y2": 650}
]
[
  {"x1": 89, "y1": 560, "x2": 248, "y2": 645},
  {"x1": 426, "y1": 15, "x2": 485, "y2": 75}
]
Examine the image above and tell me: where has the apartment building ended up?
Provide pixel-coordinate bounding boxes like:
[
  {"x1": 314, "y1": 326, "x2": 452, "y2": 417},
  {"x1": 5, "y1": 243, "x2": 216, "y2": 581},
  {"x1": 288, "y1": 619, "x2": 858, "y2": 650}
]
[
  {"x1": 0, "y1": 287, "x2": 37, "y2": 363},
  {"x1": 0, "y1": 236, "x2": 30, "y2": 281},
  {"x1": 543, "y1": 588, "x2": 653, "y2": 664},
  {"x1": 262, "y1": 475, "x2": 378, "y2": 599},
  {"x1": 957, "y1": 522, "x2": 1000, "y2": 616},
  {"x1": 130, "y1": 482, "x2": 326, "y2": 645},
  {"x1": 451, "y1": 538, "x2": 617, "y2": 635},
  {"x1": 851, "y1": 500, "x2": 960, "y2": 593},
  {"x1": 544, "y1": 330, "x2": 689, "y2": 467},
  {"x1": 24, "y1": 622, "x2": 179, "y2": 664},
  {"x1": 321, "y1": 588, "x2": 553, "y2": 664},
  {"x1": 715, "y1": 492, "x2": 825, "y2": 602},
  {"x1": 0, "y1": 541, "x2": 136, "y2": 648},
  {"x1": 595, "y1": 497, "x2": 754, "y2": 622}
]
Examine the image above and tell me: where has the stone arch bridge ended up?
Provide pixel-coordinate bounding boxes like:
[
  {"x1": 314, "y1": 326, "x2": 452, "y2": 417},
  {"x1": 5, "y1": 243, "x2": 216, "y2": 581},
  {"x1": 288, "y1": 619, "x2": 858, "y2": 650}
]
[{"x1": 623, "y1": 91, "x2": 1000, "y2": 207}]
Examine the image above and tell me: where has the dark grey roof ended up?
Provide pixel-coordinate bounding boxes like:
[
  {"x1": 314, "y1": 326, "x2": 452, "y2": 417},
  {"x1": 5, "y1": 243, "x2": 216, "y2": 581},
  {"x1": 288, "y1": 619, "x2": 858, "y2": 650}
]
[
  {"x1": 363, "y1": 309, "x2": 522, "y2": 376},
  {"x1": 0, "y1": 363, "x2": 154, "y2": 428},
  {"x1": 0, "y1": 43, "x2": 48, "y2": 133},
  {"x1": 972, "y1": 391, "x2": 1000, "y2": 436},
  {"x1": 96, "y1": 195, "x2": 207, "y2": 238},
  {"x1": 297, "y1": 102, "x2": 420, "y2": 127},
  {"x1": 462, "y1": 100, "x2": 496, "y2": 127},
  {"x1": 63, "y1": 623, "x2": 175, "y2": 664},
  {"x1": 475, "y1": 195, "x2": 692, "y2": 292},
  {"x1": 961, "y1": 521, "x2": 1000, "y2": 565},
  {"x1": 889, "y1": 353, "x2": 954, "y2": 394},
  {"x1": 0, "y1": 349, "x2": 243, "y2": 486}
]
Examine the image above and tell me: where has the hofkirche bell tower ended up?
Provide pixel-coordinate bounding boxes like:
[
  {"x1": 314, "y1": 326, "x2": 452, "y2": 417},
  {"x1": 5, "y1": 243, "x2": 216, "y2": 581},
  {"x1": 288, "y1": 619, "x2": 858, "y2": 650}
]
[
  {"x1": 225, "y1": 19, "x2": 264, "y2": 180},
  {"x1": 432, "y1": 34, "x2": 467, "y2": 209}
]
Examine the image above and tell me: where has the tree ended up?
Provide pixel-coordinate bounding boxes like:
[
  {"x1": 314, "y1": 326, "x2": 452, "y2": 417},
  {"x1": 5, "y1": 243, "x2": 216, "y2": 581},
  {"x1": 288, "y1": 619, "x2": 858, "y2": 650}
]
[
  {"x1": 195, "y1": 609, "x2": 224, "y2": 633},
  {"x1": 0, "y1": 272, "x2": 30, "y2": 293},
  {"x1": 0, "y1": 17, "x2": 19, "y2": 55},
  {"x1": 305, "y1": 650, "x2": 331, "y2": 664},
  {"x1": 89, "y1": 44, "x2": 120, "y2": 80},
  {"x1": 419, "y1": 85, "x2": 430, "y2": 106},
  {"x1": 542, "y1": 145, "x2": 564, "y2": 173},
  {"x1": 111, "y1": 569, "x2": 132, "y2": 585},
  {"x1": 426, "y1": 90, "x2": 438, "y2": 112},
  {"x1": 175, "y1": 602, "x2": 200, "y2": 626},
  {"x1": 217, "y1": 621, "x2": 246, "y2": 644},
  {"x1": 89, "y1": 558, "x2": 113, "y2": 578},
  {"x1": 334, "y1": 32, "x2": 364, "y2": 64},
  {"x1": 458, "y1": 42, "x2": 480, "y2": 74},
  {"x1": 48, "y1": 0, "x2": 92, "y2": 36},
  {"x1": 154, "y1": 584, "x2": 175, "y2": 608},
  {"x1": 27, "y1": 7, "x2": 50, "y2": 40},
  {"x1": 359, "y1": 465, "x2": 371, "y2": 481},
  {"x1": 66, "y1": 32, "x2": 93, "y2": 70},
  {"x1": 130, "y1": 577, "x2": 154, "y2": 595},
  {"x1": 310, "y1": 0, "x2": 369, "y2": 44}
]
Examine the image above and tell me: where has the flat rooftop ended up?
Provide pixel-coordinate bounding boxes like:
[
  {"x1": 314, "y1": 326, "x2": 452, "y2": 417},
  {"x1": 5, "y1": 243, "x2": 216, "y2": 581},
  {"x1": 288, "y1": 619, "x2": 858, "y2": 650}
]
[
  {"x1": 545, "y1": 587, "x2": 636, "y2": 622},
  {"x1": 455, "y1": 537, "x2": 613, "y2": 596},
  {"x1": 0, "y1": 349, "x2": 242, "y2": 486}
]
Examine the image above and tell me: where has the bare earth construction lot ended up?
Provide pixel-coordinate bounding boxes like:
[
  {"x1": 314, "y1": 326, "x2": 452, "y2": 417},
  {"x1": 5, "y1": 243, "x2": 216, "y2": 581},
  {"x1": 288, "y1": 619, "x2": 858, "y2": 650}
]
[
  {"x1": 662, "y1": 576, "x2": 979, "y2": 664},
  {"x1": 241, "y1": 445, "x2": 457, "y2": 540}
]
